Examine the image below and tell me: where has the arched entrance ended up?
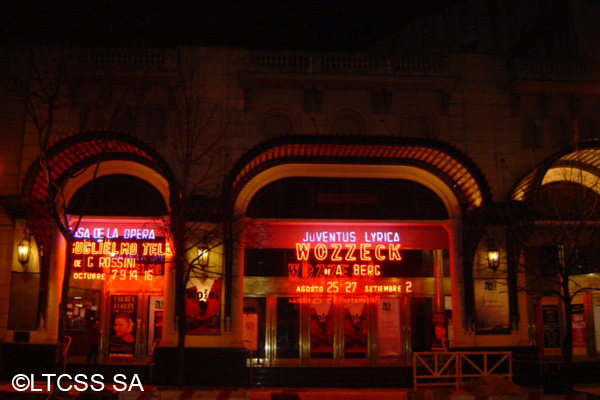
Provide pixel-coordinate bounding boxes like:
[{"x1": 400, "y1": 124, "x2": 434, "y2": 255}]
[
  {"x1": 226, "y1": 135, "x2": 491, "y2": 368},
  {"x1": 20, "y1": 130, "x2": 178, "y2": 365}
]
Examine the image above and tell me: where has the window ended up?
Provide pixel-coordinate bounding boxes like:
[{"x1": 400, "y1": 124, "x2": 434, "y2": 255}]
[{"x1": 146, "y1": 108, "x2": 166, "y2": 142}]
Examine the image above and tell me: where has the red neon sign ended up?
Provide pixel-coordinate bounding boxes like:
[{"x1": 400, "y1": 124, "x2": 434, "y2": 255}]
[{"x1": 70, "y1": 228, "x2": 170, "y2": 281}]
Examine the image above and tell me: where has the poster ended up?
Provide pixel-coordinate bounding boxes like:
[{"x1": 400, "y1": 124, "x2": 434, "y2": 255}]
[
  {"x1": 309, "y1": 297, "x2": 333, "y2": 355},
  {"x1": 431, "y1": 312, "x2": 448, "y2": 350},
  {"x1": 541, "y1": 297, "x2": 562, "y2": 356},
  {"x1": 109, "y1": 294, "x2": 137, "y2": 357},
  {"x1": 147, "y1": 296, "x2": 163, "y2": 355},
  {"x1": 378, "y1": 298, "x2": 401, "y2": 357},
  {"x1": 474, "y1": 279, "x2": 510, "y2": 334},
  {"x1": 343, "y1": 298, "x2": 367, "y2": 355},
  {"x1": 243, "y1": 313, "x2": 258, "y2": 351},
  {"x1": 185, "y1": 278, "x2": 221, "y2": 335},
  {"x1": 572, "y1": 303, "x2": 586, "y2": 356}
]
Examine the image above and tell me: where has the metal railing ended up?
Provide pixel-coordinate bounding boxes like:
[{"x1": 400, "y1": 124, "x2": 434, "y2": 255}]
[{"x1": 413, "y1": 351, "x2": 512, "y2": 389}]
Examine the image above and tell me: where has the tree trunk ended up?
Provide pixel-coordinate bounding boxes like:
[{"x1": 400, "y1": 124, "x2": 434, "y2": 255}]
[
  {"x1": 562, "y1": 295, "x2": 574, "y2": 393},
  {"x1": 56, "y1": 236, "x2": 73, "y2": 375}
]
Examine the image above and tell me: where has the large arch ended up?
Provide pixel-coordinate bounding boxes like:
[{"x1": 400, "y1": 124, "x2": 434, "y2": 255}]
[
  {"x1": 224, "y1": 134, "x2": 492, "y2": 349},
  {"x1": 512, "y1": 139, "x2": 600, "y2": 201},
  {"x1": 227, "y1": 135, "x2": 491, "y2": 217},
  {"x1": 22, "y1": 129, "x2": 179, "y2": 214},
  {"x1": 19, "y1": 129, "x2": 179, "y2": 326}
]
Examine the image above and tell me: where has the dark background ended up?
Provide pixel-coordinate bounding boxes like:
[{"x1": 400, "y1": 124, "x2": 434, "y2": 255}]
[{"x1": 0, "y1": 1, "x2": 450, "y2": 50}]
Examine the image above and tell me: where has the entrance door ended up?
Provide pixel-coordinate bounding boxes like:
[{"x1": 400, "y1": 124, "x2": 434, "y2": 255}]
[
  {"x1": 244, "y1": 296, "x2": 301, "y2": 366},
  {"x1": 104, "y1": 292, "x2": 162, "y2": 363},
  {"x1": 244, "y1": 294, "x2": 430, "y2": 365}
]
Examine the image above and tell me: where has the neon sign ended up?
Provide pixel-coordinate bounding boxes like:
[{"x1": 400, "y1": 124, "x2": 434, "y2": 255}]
[
  {"x1": 243, "y1": 226, "x2": 426, "y2": 295},
  {"x1": 289, "y1": 231, "x2": 402, "y2": 279},
  {"x1": 301, "y1": 231, "x2": 401, "y2": 243},
  {"x1": 295, "y1": 281, "x2": 412, "y2": 294},
  {"x1": 70, "y1": 227, "x2": 170, "y2": 281},
  {"x1": 288, "y1": 230, "x2": 409, "y2": 293}
]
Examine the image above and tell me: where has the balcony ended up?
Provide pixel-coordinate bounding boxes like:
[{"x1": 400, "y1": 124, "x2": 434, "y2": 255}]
[
  {"x1": 76, "y1": 48, "x2": 179, "y2": 70},
  {"x1": 241, "y1": 51, "x2": 456, "y2": 94},
  {"x1": 507, "y1": 58, "x2": 600, "y2": 95},
  {"x1": 249, "y1": 51, "x2": 448, "y2": 77}
]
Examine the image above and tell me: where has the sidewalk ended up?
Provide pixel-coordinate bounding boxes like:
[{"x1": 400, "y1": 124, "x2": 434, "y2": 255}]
[{"x1": 0, "y1": 383, "x2": 598, "y2": 400}]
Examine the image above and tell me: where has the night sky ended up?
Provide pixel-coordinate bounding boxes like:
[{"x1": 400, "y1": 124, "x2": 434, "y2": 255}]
[{"x1": 1, "y1": 1, "x2": 446, "y2": 51}]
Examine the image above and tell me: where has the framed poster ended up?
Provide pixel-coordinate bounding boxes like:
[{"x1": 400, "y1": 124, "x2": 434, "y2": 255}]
[
  {"x1": 309, "y1": 297, "x2": 333, "y2": 356},
  {"x1": 108, "y1": 294, "x2": 137, "y2": 357},
  {"x1": 474, "y1": 279, "x2": 510, "y2": 334},
  {"x1": 343, "y1": 298, "x2": 368, "y2": 356},
  {"x1": 572, "y1": 303, "x2": 586, "y2": 356},
  {"x1": 377, "y1": 298, "x2": 401, "y2": 358},
  {"x1": 185, "y1": 278, "x2": 221, "y2": 335},
  {"x1": 431, "y1": 312, "x2": 448, "y2": 350},
  {"x1": 541, "y1": 297, "x2": 562, "y2": 356},
  {"x1": 148, "y1": 296, "x2": 163, "y2": 355},
  {"x1": 243, "y1": 313, "x2": 258, "y2": 351}
]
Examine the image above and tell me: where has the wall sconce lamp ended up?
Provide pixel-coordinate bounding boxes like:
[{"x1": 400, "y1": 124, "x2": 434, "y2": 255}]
[
  {"x1": 487, "y1": 247, "x2": 500, "y2": 271},
  {"x1": 197, "y1": 247, "x2": 209, "y2": 264},
  {"x1": 17, "y1": 237, "x2": 31, "y2": 268}
]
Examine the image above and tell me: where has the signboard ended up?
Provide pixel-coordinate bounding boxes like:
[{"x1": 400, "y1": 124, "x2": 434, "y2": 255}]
[
  {"x1": 245, "y1": 223, "x2": 449, "y2": 250},
  {"x1": 70, "y1": 226, "x2": 169, "y2": 281},
  {"x1": 109, "y1": 294, "x2": 137, "y2": 357},
  {"x1": 185, "y1": 278, "x2": 221, "y2": 335},
  {"x1": 245, "y1": 224, "x2": 425, "y2": 295},
  {"x1": 541, "y1": 297, "x2": 562, "y2": 356},
  {"x1": 243, "y1": 313, "x2": 258, "y2": 351}
]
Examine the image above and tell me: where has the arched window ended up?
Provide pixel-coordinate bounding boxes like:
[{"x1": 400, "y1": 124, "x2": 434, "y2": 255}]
[{"x1": 146, "y1": 108, "x2": 166, "y2": 142}]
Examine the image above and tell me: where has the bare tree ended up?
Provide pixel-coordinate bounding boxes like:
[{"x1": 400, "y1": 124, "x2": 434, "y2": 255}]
[
  {"x1": 163, "y1": 60, "x2": 234, "y2": 386},
  {"x1": 506, "y1": 149, "x2": 600, "y2": 393},
  {"x1": 1, "y1": 45, "x2": 176, "y2": 377}
]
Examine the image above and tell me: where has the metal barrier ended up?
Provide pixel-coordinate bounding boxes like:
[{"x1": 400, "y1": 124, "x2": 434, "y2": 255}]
[{"x1": 413, "y1": 351, "x2": 512, "y2": 389}]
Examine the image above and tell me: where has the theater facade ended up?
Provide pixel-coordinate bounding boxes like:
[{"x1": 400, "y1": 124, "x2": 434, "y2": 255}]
[{"x1": 2, "y1": 38, "x2": 600, "y2": 385}]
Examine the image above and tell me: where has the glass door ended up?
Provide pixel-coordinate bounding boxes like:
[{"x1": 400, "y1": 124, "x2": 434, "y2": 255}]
[
  {"x1": 343, "y1": 297, "x2": 369, "y2": 361},
  {"x1": 244, "y1": 296, "x2": 302, "y2": 366},
  {"x1": 274, "y1": 296, "x2": 301, "y2": 362}
]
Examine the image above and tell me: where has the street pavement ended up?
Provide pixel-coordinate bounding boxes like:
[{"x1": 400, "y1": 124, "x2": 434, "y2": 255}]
[{"x1": 1, "y1": 383, "x2": 599, "y2": 400}]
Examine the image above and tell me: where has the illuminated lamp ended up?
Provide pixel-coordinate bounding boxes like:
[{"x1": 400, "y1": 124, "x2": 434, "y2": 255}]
[
  {"x1": 197, "y1": 247, "x2": 209, "y2": 264},
  {"x1": 17, "y1": 237, "x2": 31, "y2": 268},
  {"x1": 487, "y1": 248, "x2": 500, "y2": 271}
]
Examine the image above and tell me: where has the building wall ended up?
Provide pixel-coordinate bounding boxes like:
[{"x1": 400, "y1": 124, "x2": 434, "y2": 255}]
[{"x1": 0, "y1": 43, "x2": 598, "y2": 353}]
